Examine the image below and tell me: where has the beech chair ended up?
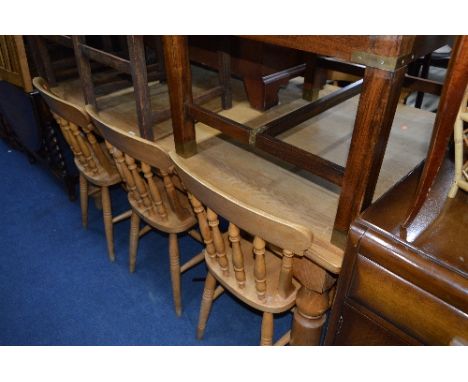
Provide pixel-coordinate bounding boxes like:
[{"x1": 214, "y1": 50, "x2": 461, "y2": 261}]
[
  {"x1": 86, "y1": 105, "x2": 203, "y2": 316},
  {"x1": 170, "y1": 150, "x2": 318, "y2": 345},
  {"x1": 33, "y1": 77, "x2": 129, "y2": 262},
  {"x1": 448, "y1": 87, "x2": 468, "y2": 197}
]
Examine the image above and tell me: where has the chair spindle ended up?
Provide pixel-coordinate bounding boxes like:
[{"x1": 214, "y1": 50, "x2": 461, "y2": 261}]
[
  {"x1": 69, "y1": 122, "x2": 98, "y2": 175},
  {"x1": 141, "y1": 162, "x2": 168, "y2": 220},
  {"x1": 253, "y1": 236, "x2": 267, "y2": 300},
  {"x1": 83, "y1": 123, "x2": 114, "y2": 175},
  {"x1": 188, "y1": 194, "x2": 216, "y2": 262},
  {"x1": 160, "y1": 169, "x2": 185, "y2": 218},
  {"x1": 207, "y1": 208, "x2": 229, "y2": 276},
  {"x1": 278, "y1": 249, "x2": 294, "y2": 298},
  {"x1": 111, "y1": 148, "x2": 142, "y2": 207},
  {"x1": 228, "y1": 223, "x2": 245, "y2": 288},
  {"x1": 125, "y1": 154, "x2": 155, "y2": 215}
]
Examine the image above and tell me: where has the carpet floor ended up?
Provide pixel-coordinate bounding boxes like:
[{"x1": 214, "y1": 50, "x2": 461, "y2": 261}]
[{"x1": 0, "y1": 139, "x2": 291, "y2": 345}]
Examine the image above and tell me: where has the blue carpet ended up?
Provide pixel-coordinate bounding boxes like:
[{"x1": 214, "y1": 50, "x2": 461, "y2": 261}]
[{"x1": 0, "y1": 139, "x2": 291, "y2": 345}]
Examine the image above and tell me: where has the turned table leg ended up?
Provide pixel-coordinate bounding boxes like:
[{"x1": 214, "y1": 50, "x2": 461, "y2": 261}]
[
  {"x1": 291, "y1": 287, "x2": 330, "y2": 345},
  {"x1": 291, "y1": 256, "x2": 336, "y2": 345}
]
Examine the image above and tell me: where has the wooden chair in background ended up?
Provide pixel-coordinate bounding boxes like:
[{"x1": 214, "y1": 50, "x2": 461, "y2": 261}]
[
  {"x1": 33, "y1": 77, "x2": 130, "y2": 262},
  {"x1": 170, "y1": 150, "x2": 319, "y2": 345},
  {"x1": 87, "y1": 106, "x2": 204, "y2": 316}
]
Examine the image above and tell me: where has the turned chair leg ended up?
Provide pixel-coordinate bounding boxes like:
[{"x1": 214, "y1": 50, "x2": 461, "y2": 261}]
[
  {"x1": 79, "y1": 173, "x2": 88, "y2": 229},
  {"x1": 260, "y1": 312, "x2": 274, "y2": 346},
  {"x1": 129, "y1": 210, "x2": 140, "y2": 272},
  {"x1": 197, "y1": 271, "x2": 217, "y2": 340},
  {"x1": 101, "y1": 186, "x2": 115, "y2": 262},
  {"x1": 169, "y1": 233, "x2": 182, "y2": 317}
]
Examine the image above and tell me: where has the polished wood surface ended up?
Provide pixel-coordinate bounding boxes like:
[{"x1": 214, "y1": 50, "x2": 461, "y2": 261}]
[
  {"x1": 403, "y1": 36, "x2": 468, "y2": 231},
  {"x1": 244, "y1": 36, "x2": 450, "y2": 70},
  {"x1": 325, "y1": 159, "x2": 468, "y2": 345}
]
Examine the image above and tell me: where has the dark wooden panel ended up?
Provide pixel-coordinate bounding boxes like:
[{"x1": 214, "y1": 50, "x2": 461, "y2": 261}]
[
  {"x1": 349, "y1": 255, "x2": 468, "y2": 345},
  {"x1": 332, "y1": 303, "x2": 412, "y2": 346}
]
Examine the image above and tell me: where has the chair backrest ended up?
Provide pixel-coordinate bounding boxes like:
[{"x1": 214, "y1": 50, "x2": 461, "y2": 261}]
[
  {"x1": 170, "y1": 151, "x2": 313, "y2": 255},
  {"x1": 73, "y1": 36, "x2": 165, "y2": 141},
  {"x1": 27, "y1": 35, "x2": 126, "y2": 87},
  {"x1": 0, "y1": 35, "x2": 32, "y2": 92},
  {"x1": 86, "y1": 104, "x2": 190, "y2": 221},
  {"x1": 33, "y1": 77, "x2": 114, "y2": 177},
  {"x1": 170, "y1": 151, "x2": 312, "y2": 300}
]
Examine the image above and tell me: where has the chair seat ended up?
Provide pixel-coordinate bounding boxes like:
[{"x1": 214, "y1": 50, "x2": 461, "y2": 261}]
[
  {"x1": 129, "y1": 182, "x2": 196, "y2": 234},
  {"x1": 206, "y1": 233, "x2": 300, "y2": 314}
]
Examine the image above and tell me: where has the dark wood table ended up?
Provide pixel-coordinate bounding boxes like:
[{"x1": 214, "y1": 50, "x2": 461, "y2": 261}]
[
  {"x1": 164, "y1": 35, "x2": 451, "y2": 233},
  {"x1": 162, "y1": 35, "x2": 454, "y2": 345}
]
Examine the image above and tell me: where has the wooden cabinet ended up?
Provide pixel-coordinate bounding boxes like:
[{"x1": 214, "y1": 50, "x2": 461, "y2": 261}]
[{"x1": 325, "y1": 160, "x2": 468, "y2": 345}]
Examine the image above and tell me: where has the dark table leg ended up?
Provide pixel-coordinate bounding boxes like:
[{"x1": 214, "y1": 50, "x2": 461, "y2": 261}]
[
  {"x1": 127, "y1": 36, "x2": 154, "y2": 141},
  {"x1": 334, "y1": 65, "x2": 406, "y2": 232},
  {"x1": 162, "y1": 35, "x2": 197, "y2": 157}
]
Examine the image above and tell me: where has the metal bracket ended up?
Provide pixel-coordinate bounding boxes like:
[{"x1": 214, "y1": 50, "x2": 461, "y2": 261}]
[
  {"x1": 351, "y1": 51, "x2": 415, "y2": 71},
  {"x1": 248, "y1": 125, "x2": 269, "y2": 145}
]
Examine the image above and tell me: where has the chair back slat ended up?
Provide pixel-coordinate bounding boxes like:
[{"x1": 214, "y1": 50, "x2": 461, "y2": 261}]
[
  {"x1": 69, "y1": 122, "x2": 98, "y2": 175},
  {"x1": 188, "y1": 194, "x2": 216, "y2": 262},
  {"x1": 125, "y1": 155, "x2": 155, "y2": 216},
  {"x1": 228, "y1": 223, "x2": 246, "y2": 289},
  {"x1": 55, "y1": 115, "x2": 84, "y2": 163},
  {"x1": 253, "y1": 236, "x2": 267, "y2": 300},
  {"x1": 206, "y1": 209, "x2": 229, "y2": 276},
  {"x1": 160, "y1": 169, "x2": 190, "y2": 220},
  {"x1": 141, "y1": 162, "x2": 168, "y2": 220},
  {"x1": 83, "y1": 124, "x2": 115, "y2": 175},
  {"x1": 278, "y1": 250, "x2": 294, "y2": 299},
  {"x1": 110, "y1": 146, "x2": 142, "y2": 207}
]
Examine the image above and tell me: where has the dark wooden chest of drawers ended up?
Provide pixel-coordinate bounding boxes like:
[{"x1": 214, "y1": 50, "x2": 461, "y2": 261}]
[{"x1": 325, "y1": 160, "x2": 468, "y2": 345}]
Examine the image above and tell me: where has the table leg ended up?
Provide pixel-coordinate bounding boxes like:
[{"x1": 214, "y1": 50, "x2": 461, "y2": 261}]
[
  {"x1": 291, "y1": 256, "x2": 336, "y2": 345},
  {"x1": 303, "y1": 53, "x2": 325, "y2": 102},
  {"x1": 334, "y1": 66, "x2": 406, "y2": 232},
  {"x1": 127, "y1": 36, "x2": 153, "y2": 141},
  {"x1": 162, "y1": 36, "x2": 197, "y2": 157},
  {"x1": 290, "y1": 287, "x2": 329, "y2": 345}
]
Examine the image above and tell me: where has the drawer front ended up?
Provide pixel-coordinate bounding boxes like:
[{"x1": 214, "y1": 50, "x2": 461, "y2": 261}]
[
  {"x1": 349, "y1": 255, "x2": 468, "y2": 345},
  {"x1": 333, "y1": 302, "x2": 411, "y2": 345}
]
